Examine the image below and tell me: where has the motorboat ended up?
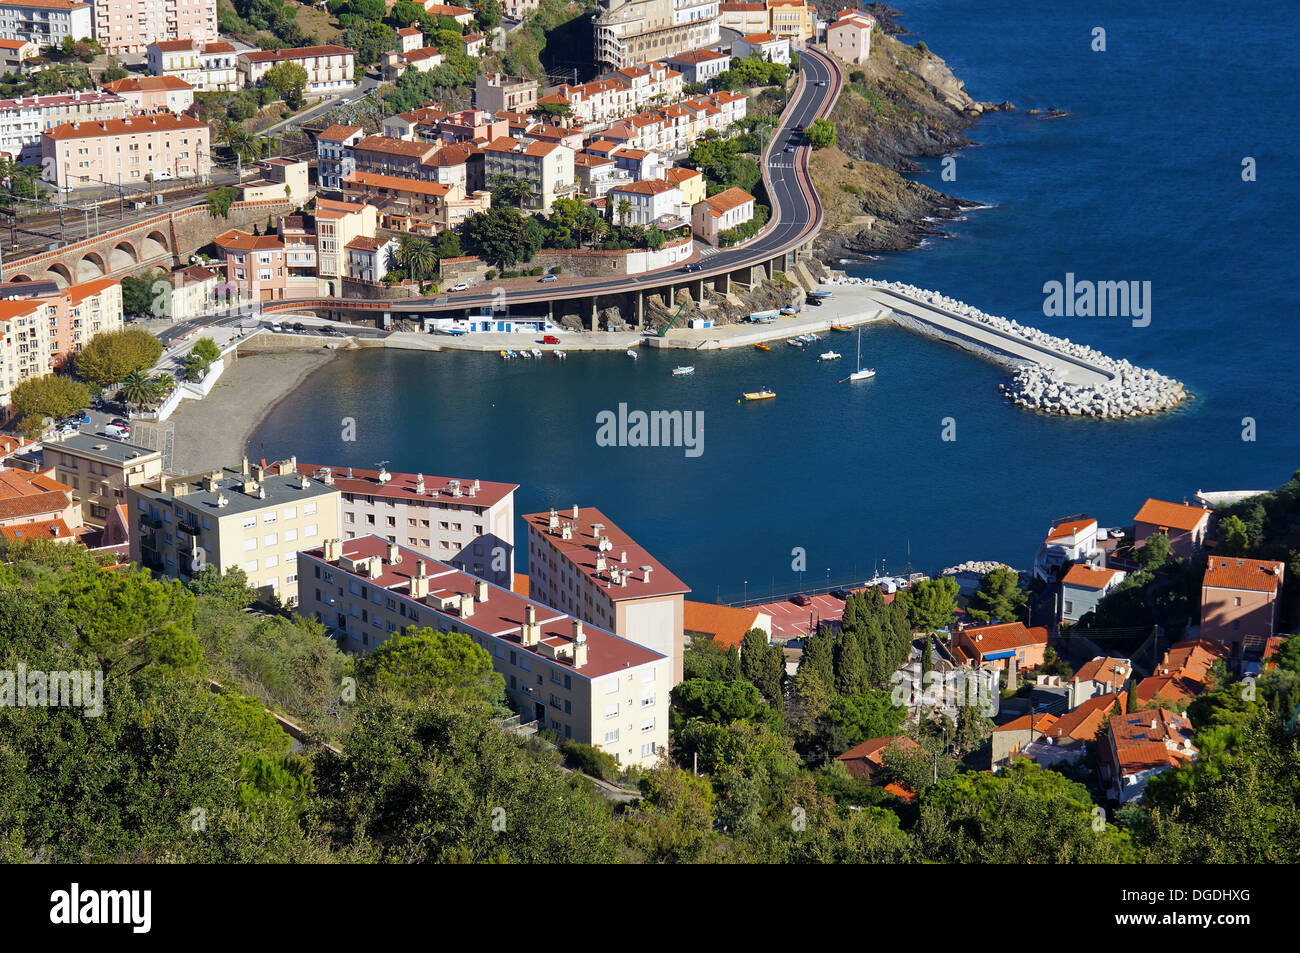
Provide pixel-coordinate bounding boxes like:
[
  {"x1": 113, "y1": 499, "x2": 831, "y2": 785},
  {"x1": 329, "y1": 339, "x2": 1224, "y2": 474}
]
[
  {"x1": 742, "y1": 388, "x2": 776, "y2": 401},
  {"x1": 627, "y1": 349, "x2": 638, "y2": 360},
  {"x1": 819, "y1": 351, "x2": 841, "y2": 361},
  {"x1": 672, "y1": 365, "x2": 695, "y2": 376}
]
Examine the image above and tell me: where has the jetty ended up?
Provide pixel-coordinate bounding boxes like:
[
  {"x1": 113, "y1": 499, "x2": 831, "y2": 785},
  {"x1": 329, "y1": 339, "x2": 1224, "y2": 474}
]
[{"x1": 827, "y1": 277, "x2": 1189, "y2": 418}]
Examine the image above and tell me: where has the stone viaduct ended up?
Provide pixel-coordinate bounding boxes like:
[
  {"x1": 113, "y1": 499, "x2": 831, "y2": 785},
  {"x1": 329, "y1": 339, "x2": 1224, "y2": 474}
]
[{"x1": 0, "y1": 198, "x2": 296, "y2": 288}]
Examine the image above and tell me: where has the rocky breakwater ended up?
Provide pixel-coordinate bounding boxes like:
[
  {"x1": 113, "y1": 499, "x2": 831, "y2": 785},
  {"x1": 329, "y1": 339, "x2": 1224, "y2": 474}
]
[{"x1": 826, "y1": 275, "x2": 1191, "y2": 418}]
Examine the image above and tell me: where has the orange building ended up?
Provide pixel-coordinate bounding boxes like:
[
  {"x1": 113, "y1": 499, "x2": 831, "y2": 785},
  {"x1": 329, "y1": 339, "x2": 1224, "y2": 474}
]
[{"x1": 1200, "y1": 555, "x2": 1285, "y2": 654}]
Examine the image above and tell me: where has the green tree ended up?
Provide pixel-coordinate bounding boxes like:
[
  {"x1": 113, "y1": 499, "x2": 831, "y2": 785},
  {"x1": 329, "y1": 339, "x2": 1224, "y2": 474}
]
[
  {"x1": 489, "y1": 172, "x2": 532, "y2": 210},
  {"x1": 805, "y1": 117, "x2": 836, "y2": 149},
  {"x1": 820, "y1": 690, "x2": 906, "y2": 751},
  {"x1": 190, "y1": 337, "x2": 221, "y2": 364},
  {"x1": 207, "y1": 185, "x2": 239, "y2": 219},
  {"x1": 400, "y1": 237, "x2": 438, "y2": 290},
  {"x1": 1217, "y1": 515, "x2": 1251, "y2": 554},
  {"x1": 263, "y1": 61, "x2": 309, "y2": 109},
  {"x1": 8, "y1": 374, "x2": 89, "y2": 423},
  {"x1": 117, "y1": 369, "x2": 160, "y2": 410},
  {"x1": 739, "y1": 628, "x2": 784, "y2": 708},
  {"x1": 1137, "y1": 531, "x2": 1172, "y2": 569},
  {"x1": 907, "y1": 577, "x2": 959, "y2": 632},
  {"x1": 621, "y1": 767, "x2": 718, "y2": 863},
  {"x1": 833, "y1": 628, "x2": 867, "y2": 695},
  {"x1": 186, "y1": 565, "x2": 257, "y2": 610},
  {"x1": 461, "y1": 205, "x2": 533, "y2": 269},
  {"x1": 75, "y1": 328, "x2": 163, "y2": 386},
  {"x1": 356, "y1": 627, "x2": 505, "y2": 710},
  {"x1": 966, "y1": 567, "x2": 1028, "y2": 624}
]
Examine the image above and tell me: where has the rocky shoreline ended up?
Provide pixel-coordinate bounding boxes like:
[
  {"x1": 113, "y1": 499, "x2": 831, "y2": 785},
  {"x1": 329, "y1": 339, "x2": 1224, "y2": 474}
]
[{"x1": 827, "y1": 275, "x2": 1192, "y2": 419}]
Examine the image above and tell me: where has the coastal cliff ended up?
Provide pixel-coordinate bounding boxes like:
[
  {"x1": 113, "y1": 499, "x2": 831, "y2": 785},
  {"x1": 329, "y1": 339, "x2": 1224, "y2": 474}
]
[{"x1": 811, "y1": 4, "x2": 1013, "y2": 259}]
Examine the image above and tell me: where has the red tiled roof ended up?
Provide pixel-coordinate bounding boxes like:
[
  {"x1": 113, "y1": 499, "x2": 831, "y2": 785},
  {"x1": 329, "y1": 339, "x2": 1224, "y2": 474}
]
[
  {"x1": 1202, "y1": 556, "x2": 1284, "y2": 593},
  {"x1": 101, "y1": 75, "x2": 193, "y2": 94},
  {"x1": 1046, "y1": 516, "x2": 1096, "y2": 542},
  {"x1": 835, "y1": 736, "x2": 919, "y2": 779},
  {"x1": 294, "y1": 463, "x2": 517, "y2": 508},
  {"x1": 317, "y1": 123, "x2": 362, "y2": 141},
  {"x1": 0, "y1": 517, "x2": 77, "y2": 542},
  {"x1": 1044, "y1": 693, "x2": 1125, "y2": 743},
  {"x1": 958, "y1": 621, "x2": 1048, "y2": 654},
  {"x1": 343, "y1": 170, "x2": 451, "y2": 197},
  {"x1": 1071, "y1": 656, "x2": 1131, "y2": 687},
  {"x1": 241, "y1": 45, "x2": 356, "y2": 64},
  {"x1": 993, "y1": 712, "x2": 1058, "y2": 734},
  {"x1": 683, "y1": 600, "x2": 764, "y2": 649},
  {"x1": 1062, "y1": 564, "x2": 1124, "y2": 589},
  {"x1": 700, "y1": 186, "x2": 754, "y2": 217},
  {"x1": 1134, "y1": 498, "x2": 1210, "y2": 532},
  {"x1": 44, "y1": 113, "x2": 207, "y2": 140}
]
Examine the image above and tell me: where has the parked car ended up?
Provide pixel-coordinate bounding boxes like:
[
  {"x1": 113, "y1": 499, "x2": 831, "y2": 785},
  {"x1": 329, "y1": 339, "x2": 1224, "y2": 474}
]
[
  {"x1": 829, "y1": 588, "x2": 850, "y2": 600},
  {"x1": 542, "y1": 335, "x2": 560, "y2": 344},
  {"x1": 292, "y1": 322, "x2": 306, "y2": 332},
  {"x1": 450, "y1": 282, "x2": 469, "y2": 292},
  {"x1": 104, "y1": 423, "x2": 130, "y2": 438},
  {"x1": 539, "y1": 274, "x2": 557, "y2": 282},
  {"x1": 785, "y1": 145, "x2": 795, "y2": 153},
  {"x1": 791, "y1": 594, "x2": 812, "y2": 607}
]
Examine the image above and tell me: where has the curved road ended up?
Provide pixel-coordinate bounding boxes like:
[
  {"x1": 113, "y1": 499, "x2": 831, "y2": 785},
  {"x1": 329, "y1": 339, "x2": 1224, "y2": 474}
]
[{"x1": 267, "y1": 48, "x2": 844, "y2": 319}]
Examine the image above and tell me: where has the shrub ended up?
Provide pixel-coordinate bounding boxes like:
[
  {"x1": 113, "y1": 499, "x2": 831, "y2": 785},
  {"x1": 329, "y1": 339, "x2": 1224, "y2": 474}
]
[
  {"x1": 561, "y1": 740, "x2": 620, "y2": 782},
  {"x1": 484, "y1": 269, "x2": 497, "y2": 280}
]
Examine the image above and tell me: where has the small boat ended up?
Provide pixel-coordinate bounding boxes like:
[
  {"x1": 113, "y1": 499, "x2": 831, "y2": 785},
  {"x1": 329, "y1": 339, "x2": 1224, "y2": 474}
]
[
  {"x1": 500, "y1": 350, "x2": 510, "y2": 359},
  {"x1": 742, "y1": 388, "x2": 775, "y2": 401},
  {"x1": 555, "y1": 350, "x2": 567, "y2": 360},
  {"x1": 819, "y1": 350, "x2": 841, "y2": 361},
  {"x1": 809, "y1": 290, "x2": 833, "y2": 299},
  {"x1": 518, "y1": 349, "x2": 530, "y2": 359},
  {"x1": 672, "y1": 365, "x2": 695, "y2": 376},
  {"x1": 780, "y1": 307, "x2": 797, "y2": 316},
  {"x1": 626, "y1": 349, "x2": 638, "y2": 360},
  {"x1": 754, "y1": 342, "x2": 770, "y2": 351},
  {"x1": 786, "y1": 338, "x2": 804, "y2": 347},
  {"x1": 531, "y1": 348, "x2": 542, "y2": 358},
  {"x1": 506, "y1": 350, "x2": 517, "y2": 358},
  {"x1": 831, "y1": 324, "x2": 850, "y2": 332},
  {"x1": 843, "y1": 327, "x2": 876, "y2": 382},
  {"x1": 805, "y1": 333, "x2": 820, "y2": 342}
]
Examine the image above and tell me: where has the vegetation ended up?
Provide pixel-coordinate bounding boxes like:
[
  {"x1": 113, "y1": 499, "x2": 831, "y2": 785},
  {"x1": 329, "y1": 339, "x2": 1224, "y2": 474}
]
[
  {"x1": 966, "y1": 567, "x2": 1028, "y2": 624},
  {"x1": 9, "y1": 374, "x2": 90, "y2": 435},
  {"x1": 120, "y1": 274, "x2": 170, "y2": 319},
  {"x1": 263, "y1": 61, "x2": 309, "y2": 110},
  {"x1": 74, "y1": 328, "x2": 163, "y2": 388},
  {"x1": 805, "y1": 117, "x2": 837, "y2": 150},
  {"x1": 207, "y1": 186, "x2": 242, "y2": 220},
  {"x1": 714, "y1": 54, "x2": 789, "y2": 92}
]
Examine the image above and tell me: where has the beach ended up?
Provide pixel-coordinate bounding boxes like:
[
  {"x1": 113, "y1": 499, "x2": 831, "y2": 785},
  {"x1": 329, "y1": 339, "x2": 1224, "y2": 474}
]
[{"x1": 168, "y1": 348, "x2": 338, "y2": 474}]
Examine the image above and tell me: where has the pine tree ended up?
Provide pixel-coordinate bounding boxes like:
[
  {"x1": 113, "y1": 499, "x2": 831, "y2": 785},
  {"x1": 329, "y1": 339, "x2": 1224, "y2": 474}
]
[
  {"x1": 801, "y1": 626, "x2": 835, "y2": 692},
  {"x1": 834, "y1": 629, "x2": 868, "y2": 695}
]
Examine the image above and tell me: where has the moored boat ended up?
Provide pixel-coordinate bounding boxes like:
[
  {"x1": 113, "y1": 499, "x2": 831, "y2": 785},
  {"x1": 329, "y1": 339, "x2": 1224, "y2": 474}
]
[
  {"x1": 626, "y1": 349, "x2": 638, "y2": 359},
  {"x1": 819, "y1": 350, "x2": 841, "y2": 361},
  {"x1": 672, "y1": 365, "x2": 695, "y2": 376},
  {"x1": 754, "y1": 342, "x2": 771, "y2": 351},
  {"x1": 742, "y1": 388, "x2": 776, "y2": 401}
]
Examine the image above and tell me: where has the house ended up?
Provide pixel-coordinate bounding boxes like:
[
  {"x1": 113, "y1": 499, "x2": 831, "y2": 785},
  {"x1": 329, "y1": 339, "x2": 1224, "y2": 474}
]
[
  {"x1": 99, "y1": 75, "x2": 195, "y2": 115},
  {"x1": 1133, "y1": 498, "x2": 1211, "y2": 559},
  {"x1": 314, "y1": 197, "x2": 379, "y2": 293},
  {"x1": 718, "y1": 2, "x2": 768, "y2": 36},
  {"x1": 474, "y1": 73, "x2": 538, "y2": 114},
  {"x1": 296, "y1": 533, "x2": 672, "y2": 766},
  {"x1": 239, "y1": 156, "x2": 310, "y2": 204},
  {"x1": 146, "y1": 38, "x2": 238, "y2": 92},
  {"x1": 1033, "y1": 514, "x2": 1103, "y2": 581},
  {"x1": 732, "y1": 32, "x2": 791, "y2": 65},
  {"x1": 396, "y1": 27, "x2": 423, "y2": 53},
  {"x1": 692, "y1": 186, "x2": 755, "y2": 246},
  {"x1": 480, "y1": 136, "x2": 575, "y2": 212},
  {"x1": 1136, "y1": 637, "x2": 1228, "y2": 706},
  {"x1": 523, "y1": 505, "x2": 690, "y2": 685},
  {"x1": 662, "y1": 48, "x2": 732, "y2": 85},
  {"x1": 384, "y1": 44, "x2": 444, "y2": 79},
  {"x1": 1200, "y1": 555, "x2": 1285, "y2": 655},
  {"x1": 421, "y1": 2, "x2": 474, "y2": 25},
  {"x1": 344, "y1": 236, "x2": 398, "y2": 284},
  {"x1": 41, "y1": 433, "x2": 164, "y2": 526},
  {"x1": 827, "y1": 9, "x2": 875, "y2": 65},
  {"x1": 608, "y1": 178, "x2": 684, "y2": 227},
  {"x1": 0, "y1": 468, "x2": 84, "y2": 541},
  {"x1": 461, "y1": 32, "x2": 485, "y2": 56},
  {"x1": 835, "y1": 735, "x2": 920, "y2": 780},
  {"x1": 0, "y1": 37, "x2": 36, "y2": 72},
  {"x1": 213, "y1": 226, "x2": 318, "y2": 303},
  {"x1": 166, "y1": 264, "x2": 222, "y2": 321},
  {"x1": 1102, "y1": 709, "x2": 1197, "y2": 802},
  {"x1": 315, "y1": 123, "x2": 363, "y2": 190},
  {"x1": 238, "y1": 45, "x2": 357, "y2": 94},
  {"x1": 990, "y1": 712, "x2": 1057, "y2": 771},
  {"x1": 951, "y1": 621, "x2": 1048, "y2": 679},
  {"x1": 683, "y1": 600, "x2": 772, "y2": 650},
  {"x1": 766, "y1": 0, "x2": 816, "y2": 44},
  {"x1": 663, "y1": 166, "x2": 705, "y2": 206},
  {"x1": 1021, "y1": 692, "x2": 1128, "y2": 768},
  {"x1": 1067, "y1": 656, "x2": 1133, "y2": 708},
  {"x1": 1060, "y1": 563, "x2": 1125, "y2": 624}
]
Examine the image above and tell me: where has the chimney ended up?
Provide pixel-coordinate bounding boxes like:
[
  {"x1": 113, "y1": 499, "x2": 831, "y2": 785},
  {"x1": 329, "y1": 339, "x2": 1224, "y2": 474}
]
[
  {"x1": 620, "y1": 550, "x2": 627, "y2": 563},
  {"x1": 216, "y1": 493, "x2": 228, "y2": 507},
  {"x1": 284, "y1": 456, "x2": 297, "y2": 474},
  {"x1": 255, "y1": 465, "x2": 265, "y2": 482},
  {"x1": 459, "y1": 592, "x2": 474, "y2": 618},
  {"x1": 159, "y1": 473, "x2": 169, "y2": 492},
  {"x1": 367, "y1": 557, "x2": 382, "y2": 579},
  {"x1": 521, "y1": 603, "x2": 540, "y2": 646},
  {"x1": 641, "y1": 565, "x2": 653, "y2": 583},
  {"x1": 416, "y1": 473, "x2": 425, "y2": 493},
  {"x1": 299, "y1": 475, "x2": 310, "y2": 489},
  {"x1": 1150, "y1": 718, "x2": 1158, "y2": 730},
  {"x1": 572, "y1": 504, "x2": 579, "y2": 520},
  {"x1": 323, "y1": 537, "x2": 342, "y2": 562},
  {"x1": 242, "y1": 456, "x2": 249, "y2": 476},
  {"x1": 410, "y1": 560, "x2": 430, "y2": 598},
  {"x1": 548, "y1": 508, "x2": 559, "y2": 530},
  {"x1": 475, "y1": 578, "x2": 489, "y2": 602},
  {"x1": 387, "y1": 541, "x2": 401, "y2": 563},
  {"x1": 573, "y1": 620, "x2": 588, "y2": 668},
  {"x1": 595, "y1": 552, "x2": 606, "y2": 573},
  {"x1": 320, "y1": 467, "x2": 334, "y2": 486}
]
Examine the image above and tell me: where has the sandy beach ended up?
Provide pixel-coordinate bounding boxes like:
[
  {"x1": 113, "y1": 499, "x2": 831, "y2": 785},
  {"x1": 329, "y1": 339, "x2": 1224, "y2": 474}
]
[{"x1": 168, "y1": 349, "x2": 337, "y2": 474}]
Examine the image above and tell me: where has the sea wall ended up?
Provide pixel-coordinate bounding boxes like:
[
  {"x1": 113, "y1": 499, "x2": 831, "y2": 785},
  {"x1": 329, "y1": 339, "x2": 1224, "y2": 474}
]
[{"x1": 829, "y1": 275, "x2": 1190, "y2": 418}]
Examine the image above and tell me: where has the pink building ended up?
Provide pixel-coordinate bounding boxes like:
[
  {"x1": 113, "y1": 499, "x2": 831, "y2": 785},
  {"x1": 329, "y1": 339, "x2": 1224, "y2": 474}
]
[
  {"x1": 41, "y1": 112, "x2": 210, "y2": 190},
  {"x1": 1200, "y1": 556, "x2": 1285, "y2": 655},
  {"x1": 1133, "y1": 498, "x2": 1211, "y2": 559},
  {"x1": 93, "y1": 0, "x2": 218, "y2": 56},
  {"x1": 214, "y1": 224, "x2": 318, "y2": 303},
  {"x1": 100, "y1": 75, "x2": 195, "y2": 115}
]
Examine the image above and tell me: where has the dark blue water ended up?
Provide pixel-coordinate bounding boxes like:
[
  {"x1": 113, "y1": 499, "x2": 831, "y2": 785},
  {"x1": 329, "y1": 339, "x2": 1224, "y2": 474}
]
[{"x1": 251, "y1": 0, "x2": 1300, "y2": 602}]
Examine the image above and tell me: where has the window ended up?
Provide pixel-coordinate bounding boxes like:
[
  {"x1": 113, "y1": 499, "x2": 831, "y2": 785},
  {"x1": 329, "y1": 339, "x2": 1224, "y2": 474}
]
[
  {"x1": 263, "y1": 533, "x2": 277, "y2": 546},
  {"x1": 284, "y1": 528, "x2": 298, "y2": 542},
  {"x1": 641, "y1": 695, "x2": 655, "y2": 707},
  {"x1": 303, "y1": 503, "x2": 317, "y2": 515},
  {"x1": 304, "y1": 524, "x2": 318, "y2": 537},
  {"x1": 641, "y1": 742, "x2": 656, "y2": 758},
  {"x1": 604, "y1": 728, "x2": 619, "y2": 743},
  {"x1": 641, "y1": 718, "x2": 655, "y2": 733},
  {"x1": 243, "y1": 560, "x2": 257, "y2": 572},
  {"x1": 243, "y1": 538, "x2": 257, "y2": 551},
  {"x1": 605, "y1": 679, "x2": 618, "y2": 695},
  {"x1": 641, "y1": 668, "x2": 655, "y2": 683},
  {"x1": 264, "y1": 555, "x2": 278, "y2": 568},
  {"x1": 263, "y1": 511, "x2": 277, "y2": 523},
  {"x1": 604, "y1": 703, "x2": 618, "y2": 719},
  {"x1": 284, "y1": 506, "x2": 296, "y2": 519}
]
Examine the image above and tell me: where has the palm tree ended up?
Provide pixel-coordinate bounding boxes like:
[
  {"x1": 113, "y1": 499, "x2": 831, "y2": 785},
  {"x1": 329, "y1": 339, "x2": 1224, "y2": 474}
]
[
  {"x1": 404, "y1": 238, "x2": 437, "y2": 292},
  {"x1": 618, "y1": 198, "x2": 631, "y2": 226},
  {"x1": 118, "y1": 370, "x2": 156, "y2": 411}
]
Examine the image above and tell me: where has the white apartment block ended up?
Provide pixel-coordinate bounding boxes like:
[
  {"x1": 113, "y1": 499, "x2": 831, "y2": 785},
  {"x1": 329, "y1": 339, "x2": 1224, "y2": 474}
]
[
  {"x1": 524, "y1": 505, "x2": 689, "y2": 686},
  {"x1": 93, "y1": 0, "x2": 217, "y2": 56},
  {"x1": 541, "y1": 62, "x2": 684, "y2": 128},
  {"x1": 0, "y1": 0, "x2": 91, "y2": 48},
  {"x1": 238, "y1": 45, "x2": 357, "y2": 95},
  {"x1": 0, "y1": 90, "x2": 124, "y2": 162},
  {"x1": 293, "y1": 463, "x2": 518, "y2": 589},
  {"x1": 594, "y1": 0, "x2": 719, "y2": 70},
  {"x1": 481, "y1": 136, "x2": 575, "y2": 212},
  {"x1": 127, "y1": 458, "x2": 341, "y2": 606},
  {"x1": 609, "y1": 178, "x2": 684, "y2": 227},
  {"x1": 146, "y1": 38, "x2": 239, "y2": 92},
  {"x1": 297, "y1": 534, "x2": 672, "y2": 767}
]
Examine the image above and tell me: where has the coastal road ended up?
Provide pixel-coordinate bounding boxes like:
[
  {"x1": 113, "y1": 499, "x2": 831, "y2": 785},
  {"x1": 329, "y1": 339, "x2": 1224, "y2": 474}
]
[{"x1": 265, "y1": 48, "x2": 845, "y2": 320}]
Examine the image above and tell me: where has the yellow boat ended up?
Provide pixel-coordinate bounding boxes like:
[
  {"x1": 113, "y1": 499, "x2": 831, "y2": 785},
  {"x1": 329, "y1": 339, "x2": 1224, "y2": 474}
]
[
  {"x1": 754, "y1": 342, "x2": 771, "y2": 351},
  {"x1": 831, "y1": 324, "x2": 851, "y2": 332},
  {"x1": 742, "y1": 389, "x2": 776, "y2": 401}
]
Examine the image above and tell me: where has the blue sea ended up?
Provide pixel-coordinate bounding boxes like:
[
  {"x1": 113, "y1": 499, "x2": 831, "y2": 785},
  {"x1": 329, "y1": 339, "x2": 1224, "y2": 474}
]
[{"x1": 250, "y1": 0, "x2": 1300, "y2": 602}]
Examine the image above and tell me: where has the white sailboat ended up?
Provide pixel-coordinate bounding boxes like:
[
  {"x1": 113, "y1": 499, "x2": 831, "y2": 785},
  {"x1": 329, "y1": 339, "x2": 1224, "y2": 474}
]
[{"x1": 846, "y1": 327, "x2": 875, "y2": 382}]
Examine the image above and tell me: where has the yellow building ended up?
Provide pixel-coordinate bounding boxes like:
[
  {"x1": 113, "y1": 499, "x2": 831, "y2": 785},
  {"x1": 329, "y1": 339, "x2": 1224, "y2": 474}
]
[
  {"x1": 766, "y1": 0, "x2": 815, "y2": 43},
  {"x1": 314, "y1": 197, "x2": 379, "y2": 294},
  {"x1": 44, "y1": 433, "x2": 164, "y2": 526}
]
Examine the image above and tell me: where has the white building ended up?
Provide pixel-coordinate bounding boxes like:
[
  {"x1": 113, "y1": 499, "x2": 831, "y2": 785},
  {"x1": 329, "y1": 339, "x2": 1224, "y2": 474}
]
[
  {"x1": 146, "y1": 38, "x2": 239, "y2": 92},
  {"x1": 0, "y1": 0, "x2": 92, "y2": 48},
  {"x1": 0, "y1": 90, "x2": 124, "y2": 162},
  {"x1": 609, "y1": 177, "x2": 684, "y2": 227},
  {"x1": 344, "y1": 235, "x2": 397, "y2": 283},
  {"x1": 732, "y1": 31, "x2": 790, "y2": 64},
  {"x1": 827, "y1": 8, "x2": 874, "y2": 65}
]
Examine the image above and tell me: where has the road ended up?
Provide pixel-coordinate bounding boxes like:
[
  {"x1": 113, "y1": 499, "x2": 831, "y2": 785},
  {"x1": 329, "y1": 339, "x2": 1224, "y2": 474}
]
[
  {"x1": 264, "y1": 48, "x2": 845, "y2": 319},
  {"x1": 260, "y1": 75, "x2": 384, "y2": 137}
]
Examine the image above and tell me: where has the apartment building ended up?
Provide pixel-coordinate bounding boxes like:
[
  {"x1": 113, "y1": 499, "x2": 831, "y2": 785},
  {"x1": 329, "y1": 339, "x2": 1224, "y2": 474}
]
[
  {"x1": 1200, "y1": 556, "x2": 1285, "y2": 655},
  {"x1": 314, "y1": 196, "x2": 378, "y2": 293},
  {"x1": 92, "y1": 0, "x2": 217, "y2": 56},
  {"x1": 128, "y1": 458, "x2": 340, "y2": 605},
  {"x1": 0, "y1": 90, "x2": 125, "y2": 163},
  {"x1": 213, "y1": 225, "x2": 318, "y2": 303},
  {"x1": 718, "y1": 1, "x2": 766, "y2": 34},
  {"x1": 524, "y1": 505, "x2": 689, "y2": 685},
  {"x1": 594, "y1": 0, "x2": 720, "y2": 70},
  {"x1": 40, "y1": 112, "x2": 210, "y2": 190},
  {"x1": 165, "y1": 263, "x2": 221, "y2": 320},
  {"x1": 542, "y1": 62, "x2": 683, "y2": 127},
  {"x1": 297, "y1": 534, "x2": 671, "y2": 766},
  {"x1": 238, "y1": 45, "x2": 357, "y2": 94},
  {"x1": 0, "y1": 277, "x2": 122, "y2": 403},
  {"x1": 501, "y1": 0, "x2": 539, "y2": 18},
  {"x1": 662, "y1": 48, "x2": 731, "y2": 84},
  {"x1": 344, "y1": 236, "x2": 397, "y2": 283},
  {"x1": 0, "y1": 0, "x2": 92, "y2": 49},
  {"x1": 481, "y1": 136, "x2": 574, "y2": 211},
  {"x1": 239, "y1": 156, "x2": 310, "y2": 203},
  {"x1": 474, "y1": 73, "x2": 538, "y2": 114},
  {"x1": 340, "y1": 170, "x2": 465, "y2": 231},
  {"x1": 100, "y1": 75, "x2": 195, "y2": 115},
  {"x1": 827, "y1": 8, "x2": 874, "y2": 65},
  {"x1": 1102, "y1": 709, "x2": 1197, "y2": 803},
  {"x1": 294, "y1": 463, "x2": 518, "y2": 588},
  {"x1": 609, "y1": 178, "x2": 684, "y2": 227},
  {"x1": 767, "y1": 0, "x2": 815, "y2": 43},
  {"x1": 0, "y1": 466, "x2": 83, "y2": 541},
  {"x1": 352, "y1": 134, "x2": 441, "y2": 179},
  {"x1": 315, "y1": 123, "x2": 363, "y2": 190},
  {"x1": 42, "y1": 432, "x2": 162, "y2": 525},
  {"x1": 691, "y1": 185, "x2": 754, "y2": 245},
  {"x1": 145, "y1": 38, "x2": 239, "y2": 92}
]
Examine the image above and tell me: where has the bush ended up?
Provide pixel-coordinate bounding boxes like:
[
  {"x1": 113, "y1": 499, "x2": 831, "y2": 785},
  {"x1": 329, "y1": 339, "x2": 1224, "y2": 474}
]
[
  {"x1": 561, "y1": 740, "x2": 620, "y2": 782},
  {"x1": 550, "y1": 265, "x2": 561, "y2": 275},
  {"x1": 484, "y1": 269, "x2": 497, "y2": 280}
]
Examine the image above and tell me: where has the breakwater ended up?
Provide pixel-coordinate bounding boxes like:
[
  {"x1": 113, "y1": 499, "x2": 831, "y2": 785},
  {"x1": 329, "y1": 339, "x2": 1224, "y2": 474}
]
[{"x1": 825, "y1": 276, "x2": 1190, "y2": 418}]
